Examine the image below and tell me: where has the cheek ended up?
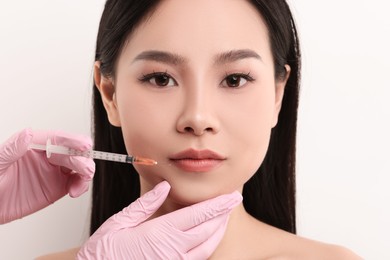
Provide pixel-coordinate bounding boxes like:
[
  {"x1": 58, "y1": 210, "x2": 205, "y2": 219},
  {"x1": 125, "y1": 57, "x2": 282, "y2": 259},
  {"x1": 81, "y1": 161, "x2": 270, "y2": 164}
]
[
  {"x1": 115, "y1": 89, "x2": 181, "y2": 188},
  {"x1": 115, "y1": 89, "x2": 175, "y2": 156},
  {"x1": 222, "y1": 88, "x2": 275, "y2": 175}
]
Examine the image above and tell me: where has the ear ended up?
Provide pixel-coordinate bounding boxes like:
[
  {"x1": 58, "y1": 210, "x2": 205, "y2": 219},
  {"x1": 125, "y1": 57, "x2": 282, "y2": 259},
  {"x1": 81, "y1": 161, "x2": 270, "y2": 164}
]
[
  {"x1": 94, "y1": 61, "x2": 121, "y2": 127},
  {"x1": 272, "y1": 64, "x2": 291, "y2": 127}
]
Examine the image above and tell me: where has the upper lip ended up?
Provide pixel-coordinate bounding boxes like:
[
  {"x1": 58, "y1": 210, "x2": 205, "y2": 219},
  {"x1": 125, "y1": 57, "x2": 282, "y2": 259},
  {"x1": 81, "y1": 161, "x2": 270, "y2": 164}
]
[{"x1": 169, "y1": 149, "x2": 226, "y2": 160}]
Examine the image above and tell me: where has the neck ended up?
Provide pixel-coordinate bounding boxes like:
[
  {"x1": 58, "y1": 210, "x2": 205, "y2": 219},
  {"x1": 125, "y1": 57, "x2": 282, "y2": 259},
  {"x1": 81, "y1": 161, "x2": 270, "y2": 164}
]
[{"x1": 210, "y1": 203, "x2": 275, "y2": 259}]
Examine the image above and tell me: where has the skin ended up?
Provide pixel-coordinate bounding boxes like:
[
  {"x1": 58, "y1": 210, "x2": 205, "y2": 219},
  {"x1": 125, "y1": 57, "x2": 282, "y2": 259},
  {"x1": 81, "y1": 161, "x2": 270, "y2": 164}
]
[
  {"x1": 38, "y1": 0, "x2": 362, "y2": 258},
  {"x1": 100, "y1": 0, "x2": 286, "y2": 210}
]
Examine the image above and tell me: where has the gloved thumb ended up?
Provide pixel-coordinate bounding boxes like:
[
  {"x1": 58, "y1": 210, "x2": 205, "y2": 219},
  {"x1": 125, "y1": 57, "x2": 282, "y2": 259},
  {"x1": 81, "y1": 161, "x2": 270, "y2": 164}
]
[
  {"x1": 0, "y1": 128, "x2": 33, "y2": 171},
  {"x1": 93, "y1": 181, "x2": 171, "y2": 235}
]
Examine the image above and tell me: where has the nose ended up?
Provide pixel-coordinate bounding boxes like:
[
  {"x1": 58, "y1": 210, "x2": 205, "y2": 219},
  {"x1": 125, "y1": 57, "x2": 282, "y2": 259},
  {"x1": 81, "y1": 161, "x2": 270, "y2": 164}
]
[{"x1": 176, "y1": 88, "x2": 220, "y2": 136}]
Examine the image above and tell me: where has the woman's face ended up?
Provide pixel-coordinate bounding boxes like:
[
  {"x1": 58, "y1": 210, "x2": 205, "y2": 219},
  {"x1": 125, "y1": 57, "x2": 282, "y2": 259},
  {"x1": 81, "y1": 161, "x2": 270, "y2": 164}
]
[{"x1": 98, "y1": 0, "x2": 289, "y2": 206}]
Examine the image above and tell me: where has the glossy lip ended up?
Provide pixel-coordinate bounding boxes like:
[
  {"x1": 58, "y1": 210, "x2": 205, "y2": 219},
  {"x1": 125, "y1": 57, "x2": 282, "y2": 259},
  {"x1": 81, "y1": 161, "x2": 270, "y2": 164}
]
[{"x1": 169, "y1": 149, "x2": 226, "y2": 172}]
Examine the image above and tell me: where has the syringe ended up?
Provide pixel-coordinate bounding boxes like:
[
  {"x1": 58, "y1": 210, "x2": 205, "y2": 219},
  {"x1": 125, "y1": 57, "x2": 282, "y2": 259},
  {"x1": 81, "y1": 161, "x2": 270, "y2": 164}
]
[{"x1": 28, "y1": 140, "x2": 157, "y2": 166}]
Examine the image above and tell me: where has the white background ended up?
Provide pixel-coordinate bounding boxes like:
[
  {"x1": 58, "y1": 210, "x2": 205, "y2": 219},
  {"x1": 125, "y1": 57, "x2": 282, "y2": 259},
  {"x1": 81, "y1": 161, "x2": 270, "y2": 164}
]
[{"x1": 0, "y1": 0, "x2": 389, "y2": 259}]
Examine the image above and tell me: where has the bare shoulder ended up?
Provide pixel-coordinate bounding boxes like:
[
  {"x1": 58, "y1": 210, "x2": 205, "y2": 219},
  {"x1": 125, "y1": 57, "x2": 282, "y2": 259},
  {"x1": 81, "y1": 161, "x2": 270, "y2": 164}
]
[
  {"x1": 319, "y1": 243, "x2": 363, "y2": 260},
  {"x1": 283, "y1": 234, "x2": 363, "y2": 260},
  {"x1": 224, "y1": 216, "x2": 363, "y2": 260},
  {"x1": 35, "y1": 247, "x2": 80, "y2": 260},
  {"x1": 247, "y1": 220, "x2": 362, "y2": 260}
]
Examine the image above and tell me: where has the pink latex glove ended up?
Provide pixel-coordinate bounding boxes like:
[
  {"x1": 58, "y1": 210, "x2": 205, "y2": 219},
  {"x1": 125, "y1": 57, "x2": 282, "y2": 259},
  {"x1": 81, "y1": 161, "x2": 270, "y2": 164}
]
[
  {"x1": 0, "y1": 128, "x2": 95, "y2": 224},
  {"x1": 77, "y1": 181, "x2": 242, "y2": 259}
]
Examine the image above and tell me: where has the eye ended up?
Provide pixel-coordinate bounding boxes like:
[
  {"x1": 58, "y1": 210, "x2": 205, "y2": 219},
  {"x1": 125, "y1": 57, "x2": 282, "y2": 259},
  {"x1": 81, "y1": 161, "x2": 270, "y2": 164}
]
[
  {"x1": 221, "y1": 73, "x2": 254, "y2": 88},
  {"x1": 139, "y1": 72, "x2": 177, "y2": 87}
]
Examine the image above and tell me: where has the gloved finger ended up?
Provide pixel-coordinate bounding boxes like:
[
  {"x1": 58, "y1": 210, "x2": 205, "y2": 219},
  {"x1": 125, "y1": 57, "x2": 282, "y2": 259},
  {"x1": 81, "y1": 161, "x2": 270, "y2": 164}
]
[
  {"x1": 48, "y1": 155, "x2": 95, "y2": 181},
  {"x1": 159, "y1": 212, "x2": 230, "y2": 256},
  {"x1": 186, "y1": 213, "x2": 230, "y2": 259},
  {"x1": 51, "y1": 131, "x2": 92, "y2": 151},
  {"x1": 94, "y1": 181, "x2": 171, "y2": 235},
  {"x1": 0, "y1": 128, "x2": 33, "y2": 171},
  {"x1": 166, "y1": 191, "x2": 242, "y2": 231},
  {"x1": 68, "y1": 175, "x2": 91, "y2": 198},
  {"x1": 32, "y1": 130, "x2": 92, "y2": 151}
]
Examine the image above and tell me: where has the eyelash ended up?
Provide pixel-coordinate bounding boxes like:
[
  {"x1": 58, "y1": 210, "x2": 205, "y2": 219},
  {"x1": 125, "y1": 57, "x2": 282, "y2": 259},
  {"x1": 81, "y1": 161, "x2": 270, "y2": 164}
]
[
  {"x1": 221, "y1": 72, "x2": 255, "y2": 88},
  {"x1": 138, "y1": 71, "x2": 177, "y2": 87},
  {"x1": 138, "y1": 71, "x2": 255, "y2": 88}
]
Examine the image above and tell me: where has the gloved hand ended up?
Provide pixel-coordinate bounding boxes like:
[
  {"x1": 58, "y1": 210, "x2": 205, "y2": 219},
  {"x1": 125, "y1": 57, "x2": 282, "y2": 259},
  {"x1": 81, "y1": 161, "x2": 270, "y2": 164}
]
[
  {"x1": 77, "y1": 181, "x2": 242, "y2": 260},
  {"x1": 0, "y1": 128, "x2": 95, "y2": 224}
]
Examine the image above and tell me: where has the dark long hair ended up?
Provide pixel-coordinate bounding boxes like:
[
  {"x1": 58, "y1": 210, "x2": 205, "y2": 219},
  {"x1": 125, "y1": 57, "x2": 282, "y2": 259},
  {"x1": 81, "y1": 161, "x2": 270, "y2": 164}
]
[{"x1": 90, "y1": 0, "x2": 301, "y2": 235}]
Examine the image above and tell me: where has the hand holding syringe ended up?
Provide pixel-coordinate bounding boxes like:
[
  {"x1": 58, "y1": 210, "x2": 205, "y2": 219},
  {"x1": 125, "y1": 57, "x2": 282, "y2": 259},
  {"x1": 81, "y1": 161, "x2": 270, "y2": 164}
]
[{"x1": 29, "y1": 139, "x2": 157, "y2": 166}]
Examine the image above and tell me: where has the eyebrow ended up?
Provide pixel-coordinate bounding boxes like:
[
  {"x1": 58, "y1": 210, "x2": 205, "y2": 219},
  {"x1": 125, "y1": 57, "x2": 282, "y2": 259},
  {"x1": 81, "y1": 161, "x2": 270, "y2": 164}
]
[
  {"x1": 132, "y1": 50, "x2": 186, "y2": 65},
  {"x1": 132, "y1": 49, "x2": 262, "y2": 66},
  {"x1": 214, "y1": 49, "x2": 262, "y2": 65}
]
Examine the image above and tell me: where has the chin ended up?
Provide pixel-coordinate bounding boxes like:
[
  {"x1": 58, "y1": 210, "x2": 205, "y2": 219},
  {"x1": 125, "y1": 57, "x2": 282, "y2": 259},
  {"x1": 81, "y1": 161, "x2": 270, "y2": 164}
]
[
  {"x1": 138, "y1": 166, "x2": 246, "y2": 207},
  {"x1": 166, "y1": 179, "x2": 240, "y2": 207}
]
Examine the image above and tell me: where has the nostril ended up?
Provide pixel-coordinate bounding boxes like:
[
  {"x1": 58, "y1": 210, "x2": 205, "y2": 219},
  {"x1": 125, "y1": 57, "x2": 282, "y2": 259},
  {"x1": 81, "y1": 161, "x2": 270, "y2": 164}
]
[
  {"x1": 182, "y1": 126, "x2": 214, "y2": 134},
  {"x1": 184, "y1": 127, "x2": 194, "y2": 133}
]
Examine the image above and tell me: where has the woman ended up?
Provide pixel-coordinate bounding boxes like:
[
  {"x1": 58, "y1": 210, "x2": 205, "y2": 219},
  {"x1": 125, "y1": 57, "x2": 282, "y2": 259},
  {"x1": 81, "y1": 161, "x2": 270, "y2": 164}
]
[{"x1": 40, "y1": 0, "x2": 361, "y2": 258}]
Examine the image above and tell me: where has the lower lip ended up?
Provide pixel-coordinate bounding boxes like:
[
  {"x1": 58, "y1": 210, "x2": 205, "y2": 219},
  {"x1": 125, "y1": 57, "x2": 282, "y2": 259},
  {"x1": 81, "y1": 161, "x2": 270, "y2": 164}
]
[{"x1": 169, "y1": 159, "x2": 224, "y2": 172}]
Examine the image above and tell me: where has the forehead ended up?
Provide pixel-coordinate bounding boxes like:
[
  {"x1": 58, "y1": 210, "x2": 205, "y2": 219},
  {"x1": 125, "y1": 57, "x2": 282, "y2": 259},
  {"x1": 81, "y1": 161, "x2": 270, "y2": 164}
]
[{"x1": 122, "y1": 0, "x2": 272, "y2": 65}]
